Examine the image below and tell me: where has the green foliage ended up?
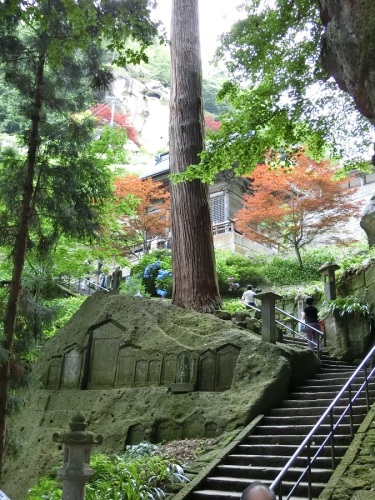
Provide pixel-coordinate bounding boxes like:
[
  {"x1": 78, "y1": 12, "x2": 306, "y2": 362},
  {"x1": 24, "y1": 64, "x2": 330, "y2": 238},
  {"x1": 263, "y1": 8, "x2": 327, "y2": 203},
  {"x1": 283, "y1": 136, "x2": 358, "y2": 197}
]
[
  {"x1": 42, "y1": 296, "x2": 85, "y2": 339},
  {"x1": 179, "y1": 0, "x2": 373, "y2": 183},
  {"x1": 27, "y1": 477, "x2": 62, "y2": 500},
  {"x1": 120, "y1": 275, "x2": 150, "y2": 298},
  {"x1": 321, "y1": 296, "x2": 371, "y2": 318},
  {"x1": 260, "y1": 247, "x2": 338, "y2": 286},
  {"x1": 89, "y1": 125, "x2": 130, "y2": 165},
  {"x1": 155, "y1": 270, "x2": 173, "y2": 297},
  {"x1": 333, "y1": 157, "x2": 374, "y2": 180},
  {"x1": 221, "y1": 298, "x2": 247, "y2": 314},
  {"x1": 29, "y1": 446, "x2": 188, "y2": 500},
  {"x1": 131, "y1": 250, "x2": 172, "y2": 296},
  {"x1": 202, "y1": 75, "x2": 232, "y2": 118},
  {"x1": 215, "y1": 251, "x2": 268, "y2": 296}
]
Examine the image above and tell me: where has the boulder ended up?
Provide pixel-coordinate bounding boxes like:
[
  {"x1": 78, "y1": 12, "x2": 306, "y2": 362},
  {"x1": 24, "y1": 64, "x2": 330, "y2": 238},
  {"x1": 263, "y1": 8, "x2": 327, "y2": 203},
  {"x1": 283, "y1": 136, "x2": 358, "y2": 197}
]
[{"x1": 2, "y1": 294, "x2": 320, "y2": 498}]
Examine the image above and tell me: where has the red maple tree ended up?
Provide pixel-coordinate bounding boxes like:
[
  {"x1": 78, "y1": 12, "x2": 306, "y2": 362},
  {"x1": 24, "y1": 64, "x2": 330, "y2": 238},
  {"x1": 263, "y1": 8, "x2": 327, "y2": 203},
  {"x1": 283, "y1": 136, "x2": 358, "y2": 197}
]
[
  {"x1": 91, "y1": 104, "x2": 140, "y2": 147},
  {"x1": 204, "y1": 115, "x2": 221, "y2": 132},
  {"x1": 113, "y1": 174, "x2": 170, "y2": 254},
  {"x1": 236, "y1": 151, "x2": 360, "y2": 267}
]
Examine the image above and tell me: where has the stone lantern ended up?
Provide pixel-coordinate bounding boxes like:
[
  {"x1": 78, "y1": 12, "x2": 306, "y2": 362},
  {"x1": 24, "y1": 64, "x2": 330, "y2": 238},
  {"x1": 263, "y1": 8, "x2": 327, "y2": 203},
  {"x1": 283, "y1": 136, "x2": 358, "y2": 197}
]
[
  {"x1": 319, "y1": 262, "x2": 340, "y2": 301},
  {"x1": 53, "y1": 412, "x2": 103, "y2": 500}
]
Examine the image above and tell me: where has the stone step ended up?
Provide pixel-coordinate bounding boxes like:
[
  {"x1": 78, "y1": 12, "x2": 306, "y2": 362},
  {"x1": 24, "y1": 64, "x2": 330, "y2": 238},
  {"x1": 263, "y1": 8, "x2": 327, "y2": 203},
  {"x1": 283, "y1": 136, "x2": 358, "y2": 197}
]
[
  {"x1": 280, "y1": 396, "x2": 371, "y2": 408},
  {"x1": 244, "y1": 433, "x2": 352, "y2": 446},
  {"x1": 191, "y1": 490, "x2": 306, "y2": 500},
  {"x1": 290, "y1": 383, "x2": 369, "y2": 393},
  {"x1": 236, "y1": 443, "x2": 348, "y2": 458},
  {"x1": 215, "y1": 464, "x2": 333, "y2": 483},
  {"x1": 287, "y1": 389, "x2": 375, "y2": 400},
  {"x1": 183, "y1": 350, "x2": 372, "y2": 500},
  {"x1": 301, "y1": 376, "x2": 369, "y2": 385},
  {"x1": 226, "y1": 453, "x2": 340, "y2": 469},
  {"x1": 269, "y1": 405, "x2": 366, "y2": 417},
  {"x1": 202, "y1": 476, "x2": 326, "y2": 496},
  {"x1": 262, "y1": 413, "x2": 365, "y2": 426},
  {"x1": 252, "y1": 423, "x2": 359, "y2": 436}
]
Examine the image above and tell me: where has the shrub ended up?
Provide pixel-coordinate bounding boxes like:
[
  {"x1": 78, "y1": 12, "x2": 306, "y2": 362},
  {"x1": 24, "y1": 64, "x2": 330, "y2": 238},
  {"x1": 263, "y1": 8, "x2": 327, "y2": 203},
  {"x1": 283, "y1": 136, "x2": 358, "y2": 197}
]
[
  {"x1": 155, "y1": 269, "x2": 173, "y2": 297},
  {"x1": 215, "y1": 251, "x2": 268, "y2": 296},
  {"x1": 120, "y1": 275, "x2": 150, "y2": 297},
  {"x1": 131, "y1": 250, "x2": 172, "y2": 296},
  {"x1": 321, "y1": 296, "x2": 372, "y2": 318},
  {"x1": 42, "y1": 296, "x2": 85, "y2": 339},
  {"x1": 28, "y1": 444, "x2": 188, "y2": 500},
  {"x1": 261, "y1": 247, "x2": 339, "y2": 286}
]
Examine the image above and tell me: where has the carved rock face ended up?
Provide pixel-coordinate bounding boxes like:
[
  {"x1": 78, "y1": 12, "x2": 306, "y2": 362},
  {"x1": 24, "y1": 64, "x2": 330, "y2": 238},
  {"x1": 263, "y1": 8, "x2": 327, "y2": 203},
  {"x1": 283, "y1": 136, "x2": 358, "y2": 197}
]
[{"x1": 320, "y1": 0, "x2": 375, "y2": 125}]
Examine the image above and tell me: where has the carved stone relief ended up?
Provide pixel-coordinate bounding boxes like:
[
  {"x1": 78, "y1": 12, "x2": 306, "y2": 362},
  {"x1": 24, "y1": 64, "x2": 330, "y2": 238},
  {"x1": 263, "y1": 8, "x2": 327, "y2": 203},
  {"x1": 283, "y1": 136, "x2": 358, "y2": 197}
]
[
  {"x1": 44, "y1": 328, "x2": 241, "y2": 393},
  {"x1": 46, "y1": 357, "x2": 62, "y2": 389},
  {"x1": 60, "y1": 348, "x2": 82, "y2": 389}
]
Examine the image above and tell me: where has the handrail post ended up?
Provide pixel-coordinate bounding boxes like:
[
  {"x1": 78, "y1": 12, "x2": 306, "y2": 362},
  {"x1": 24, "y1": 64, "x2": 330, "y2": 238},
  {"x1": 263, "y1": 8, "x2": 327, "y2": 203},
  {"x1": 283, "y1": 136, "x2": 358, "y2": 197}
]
[
  {"x1": 348, "y1": 384, "x2": 354, "y2": 437},
  {"x1": 278, "y1": 480, "x2": 282, "y2": 500},
  {"x1": 317, "y1": 334, "x2": 320, "y2": 358},
  {"x1": 329, "y1": 409, "x2": 336, "y2": 469},
  {"x1": 255, "y1": 291, "x2": 282, "y2": 344},
  {"x1": 364, "y1": 362, "x2": 370, "y2": 411},
  {"x1": 307, "y1": 440, "x2": 312, "y2": 500}
]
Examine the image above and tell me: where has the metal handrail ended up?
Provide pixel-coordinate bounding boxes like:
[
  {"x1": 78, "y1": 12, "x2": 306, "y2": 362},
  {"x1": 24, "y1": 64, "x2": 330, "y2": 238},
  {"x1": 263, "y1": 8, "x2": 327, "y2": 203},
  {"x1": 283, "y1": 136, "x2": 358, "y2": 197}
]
[
  {"x1": 244, "y1": 302, "x2": 323, "y2": 353},
  {"x1": 62, "y1": 277, "x2": 110, "y2": 295},
  {"x1": 269, "y1": 343, "x2": 375, "y2": 499},
  {"x1": 275, "y1": 306, "x2": 324, "y2": 354}
]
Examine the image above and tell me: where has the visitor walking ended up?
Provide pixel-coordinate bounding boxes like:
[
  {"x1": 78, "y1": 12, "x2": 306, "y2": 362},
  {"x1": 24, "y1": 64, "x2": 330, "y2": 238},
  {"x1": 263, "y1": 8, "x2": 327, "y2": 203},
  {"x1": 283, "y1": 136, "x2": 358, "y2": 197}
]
[
  {"x1": 241, "y1": 285, "x2": 257, "y2": 308},
  {"x1": 301, "y1": 296, "x2": 322, "y2": 351}
]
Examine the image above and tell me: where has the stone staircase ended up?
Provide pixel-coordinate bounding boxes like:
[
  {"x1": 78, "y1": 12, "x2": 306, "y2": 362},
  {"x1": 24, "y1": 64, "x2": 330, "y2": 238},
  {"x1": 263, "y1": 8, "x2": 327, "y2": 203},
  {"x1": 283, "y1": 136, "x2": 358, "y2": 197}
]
[{"x1": 184, "y1": 349, "x2": 375, "y2": 499}]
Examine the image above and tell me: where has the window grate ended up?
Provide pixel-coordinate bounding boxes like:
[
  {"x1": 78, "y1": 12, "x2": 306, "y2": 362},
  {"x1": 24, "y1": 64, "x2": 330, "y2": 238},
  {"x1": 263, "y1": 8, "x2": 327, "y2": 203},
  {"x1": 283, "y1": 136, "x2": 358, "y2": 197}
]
[{"x1": 210, "y1": 193, "x2": 225, "y2": 223}]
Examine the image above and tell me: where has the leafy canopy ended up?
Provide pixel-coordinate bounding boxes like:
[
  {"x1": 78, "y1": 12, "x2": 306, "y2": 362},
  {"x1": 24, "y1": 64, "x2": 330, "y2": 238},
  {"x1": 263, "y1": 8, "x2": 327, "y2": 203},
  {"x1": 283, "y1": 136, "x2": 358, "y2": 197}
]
[{"x1": 181, "y1": 0, "x2": 373, "y2": 183}]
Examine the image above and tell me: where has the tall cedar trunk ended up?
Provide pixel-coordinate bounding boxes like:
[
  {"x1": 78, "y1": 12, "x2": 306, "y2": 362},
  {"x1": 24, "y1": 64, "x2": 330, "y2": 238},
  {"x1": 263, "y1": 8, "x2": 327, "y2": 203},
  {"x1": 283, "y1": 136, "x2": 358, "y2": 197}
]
[
  {"x1": 0, "y1": 55, "x2": 44, "y2": 476},
  {"x1": 169, "y1": 0, "x2": 221, "y2": 312}
]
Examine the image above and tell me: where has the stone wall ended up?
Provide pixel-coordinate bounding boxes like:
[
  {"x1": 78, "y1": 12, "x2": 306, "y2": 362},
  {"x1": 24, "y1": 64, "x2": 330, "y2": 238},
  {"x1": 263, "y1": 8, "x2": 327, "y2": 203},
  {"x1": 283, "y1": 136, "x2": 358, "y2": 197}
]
[{"x1": 327, "y1": 264, "x2": 375, "y2": 360}]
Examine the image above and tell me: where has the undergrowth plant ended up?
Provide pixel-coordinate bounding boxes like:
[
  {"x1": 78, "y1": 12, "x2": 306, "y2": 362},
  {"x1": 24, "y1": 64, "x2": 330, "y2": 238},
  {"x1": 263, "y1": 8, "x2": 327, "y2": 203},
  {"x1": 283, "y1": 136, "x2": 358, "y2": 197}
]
[
  {"x1": 27, "y1": 443, "x2": 188, "y2": 500},
  {"x1": 321, "y1": 296, "x2": 372, "y2": 318}
]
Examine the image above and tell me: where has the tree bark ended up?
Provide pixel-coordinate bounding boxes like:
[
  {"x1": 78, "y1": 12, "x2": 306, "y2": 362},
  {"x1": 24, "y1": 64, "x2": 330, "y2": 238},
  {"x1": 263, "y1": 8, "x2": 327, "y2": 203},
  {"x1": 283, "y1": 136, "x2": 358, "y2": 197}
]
[
  {"x1": 169, "y1": 0, "x2": 220, "y2": 312},
  {"x1": 0, "y1": 54, "x2": 45, "y2": 477}
]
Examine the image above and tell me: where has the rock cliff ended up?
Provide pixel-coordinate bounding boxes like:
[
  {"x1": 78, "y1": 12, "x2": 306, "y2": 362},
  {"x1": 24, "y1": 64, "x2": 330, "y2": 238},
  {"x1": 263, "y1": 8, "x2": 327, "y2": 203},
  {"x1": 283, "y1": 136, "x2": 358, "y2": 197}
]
[
  {"x1": 320, "y1": 0, "x2": 375, "y2": 126},
  {"x1": 110, "y1": 70, "x2": 170, "y2": 155}
]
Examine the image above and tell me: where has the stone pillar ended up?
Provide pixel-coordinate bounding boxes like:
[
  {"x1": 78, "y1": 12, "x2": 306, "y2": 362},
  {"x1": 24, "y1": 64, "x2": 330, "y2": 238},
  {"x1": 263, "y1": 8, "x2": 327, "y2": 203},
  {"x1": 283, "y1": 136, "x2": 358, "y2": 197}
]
[
  {"x1": 319, "y1": 262, "x2": 340, "y2": 301},
  {"x1": 53, "y1": 412, "x2": 103, "y2": 500},
  {"x1": 255, "y1": 291, "x2": 282, "y2": 344}
]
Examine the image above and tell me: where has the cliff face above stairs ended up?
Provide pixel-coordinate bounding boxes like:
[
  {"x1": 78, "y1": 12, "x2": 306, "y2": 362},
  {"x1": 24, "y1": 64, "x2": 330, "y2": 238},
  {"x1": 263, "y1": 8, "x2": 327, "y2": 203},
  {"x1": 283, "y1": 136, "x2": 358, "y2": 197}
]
[{"x1": 320, "y1": 0, "x2": 375, "y2": 126}]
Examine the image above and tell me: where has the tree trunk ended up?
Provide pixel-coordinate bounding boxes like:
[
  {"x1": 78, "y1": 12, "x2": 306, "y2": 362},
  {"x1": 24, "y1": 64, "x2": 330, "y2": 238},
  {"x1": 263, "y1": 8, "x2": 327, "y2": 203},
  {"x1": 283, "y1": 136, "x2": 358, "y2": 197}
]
[
  {"x1": 0, "y1": 55, "x2": 45, "y2": 477},
  {"x1": 294, "y1": 242, "x2": 304, "y2": 269},
  {"x1": 169, "y1": 0, "x2": 220, "y2": 312}
]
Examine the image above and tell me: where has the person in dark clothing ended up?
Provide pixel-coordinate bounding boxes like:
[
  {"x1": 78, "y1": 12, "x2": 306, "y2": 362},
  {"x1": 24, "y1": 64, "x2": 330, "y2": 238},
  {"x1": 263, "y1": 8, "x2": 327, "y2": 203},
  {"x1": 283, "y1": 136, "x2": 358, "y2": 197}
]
[{"x1": 301, "y1": 296, "x2": 322, "y2": 351}]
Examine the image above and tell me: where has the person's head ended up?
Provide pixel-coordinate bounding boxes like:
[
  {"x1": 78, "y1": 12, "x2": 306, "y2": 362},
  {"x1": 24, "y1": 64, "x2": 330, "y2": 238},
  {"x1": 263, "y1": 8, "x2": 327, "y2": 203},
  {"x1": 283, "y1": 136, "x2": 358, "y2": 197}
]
[
  {"x1": 241, "y1": 482, "x2": 276, "y2": 500},
  {"x1": 247, "y1": 285, "x2": 253, "y2": 290},
  {"x1": 305, "y1": 296, "x2": 314, "y2": 306}
]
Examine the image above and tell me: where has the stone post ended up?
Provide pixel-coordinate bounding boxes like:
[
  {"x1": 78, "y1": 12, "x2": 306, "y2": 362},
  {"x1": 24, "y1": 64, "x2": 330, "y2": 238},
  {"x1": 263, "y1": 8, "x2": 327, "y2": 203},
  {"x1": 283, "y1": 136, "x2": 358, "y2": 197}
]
[
  {"x1": 255, "y1": 291, "x2": 282, "y2": 344},
  {"x1": 53, "y1": 412, "x2": 103, "y2": 500},
  {"x1": 319, "y1": 262, "x2": 340, "y2": 301}
]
